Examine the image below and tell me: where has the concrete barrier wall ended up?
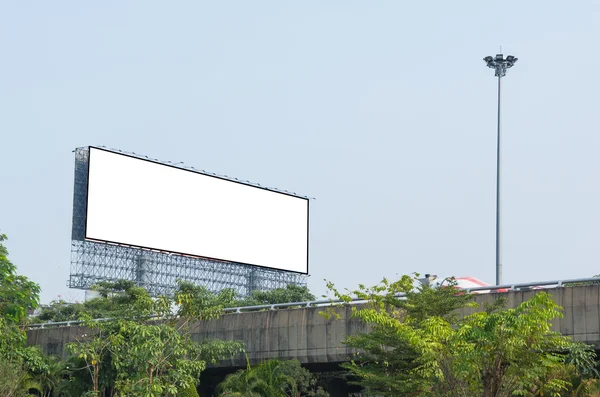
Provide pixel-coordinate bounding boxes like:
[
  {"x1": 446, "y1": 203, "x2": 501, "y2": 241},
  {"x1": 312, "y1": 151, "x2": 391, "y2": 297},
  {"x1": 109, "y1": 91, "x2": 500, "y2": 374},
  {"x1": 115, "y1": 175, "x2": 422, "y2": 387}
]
[
  {"x1": 27, "y1": 324, "x2": 91, "y2": 358},
  {"x1": 26, "y1": 285, "x2": 600, "y2": 367},
  {"x1": 190, "y1": 304, "x2": 369, "y2": 367}
]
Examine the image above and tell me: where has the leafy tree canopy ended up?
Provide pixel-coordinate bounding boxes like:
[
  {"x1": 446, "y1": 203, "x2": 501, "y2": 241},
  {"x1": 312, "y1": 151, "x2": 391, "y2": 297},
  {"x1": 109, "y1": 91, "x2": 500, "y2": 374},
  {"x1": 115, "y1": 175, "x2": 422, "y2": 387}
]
[
  {"x1": 0, "y1": 232, "x2": 50, "y2": 396},
  {"x1": 236, "y1": 284, "x2": 316, "y2": 307},
  {"x1": 0, "y1": 233, "x2": 40, "y2": 323},
  {"x1": 35, "y1": 282, "x2": 316, "y2": 323},
  {"x1": 323, "y1": 274, "x2": 474, "y2": 396},
  {"x1": 0, "y1": 231, "x2": 245, "y2": 396},
  {"x1": 66, "y1": 279, "x2": 244, "y2": 396},
  {"x1": 217, "y1": 359, "x2": 328, "y2": 397},
  {"x1": 324, "y1": 273, "x2": 599, "y2": 397},
  {"x1": 34, "y1": 279, "x2": 154, "y2": 323},
  {"x1": 178, "y1": 383, "x2": 200, "y2": 397}
]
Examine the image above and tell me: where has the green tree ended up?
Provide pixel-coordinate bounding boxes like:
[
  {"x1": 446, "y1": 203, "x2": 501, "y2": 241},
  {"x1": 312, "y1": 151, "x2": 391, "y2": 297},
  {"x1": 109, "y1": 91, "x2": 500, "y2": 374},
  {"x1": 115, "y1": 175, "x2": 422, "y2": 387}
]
[
  {"x1": 323, "y1": 274, "x2": 473, "y2": 396},
  {"x1": 51, "y1": 357, "x2": 95, "y2": 397},
  {"x1": 0, "y1": 232, "x2": 45, "y2": 396},
  {"x1": 66, "y1": 279, "x2": 244, "y2": 396},
  {"x1": 0, "y1": 316, "x2": 27, "y2": 363},
  {"x1": 67, "y1": 325, "x2": 115, "y2": 395},
  {"x1": 0, "y1": 321, "x2": 47, "y2": 396},
  {"x1": 0, "y1": 357, "x2": 41, "y2": 397},
  {"x1": 29, "y1": 354, "x2": 73, "y2": 397},
  {"x1": 236, "y1": 284, "x2": 316, "y2": 307},
  {"x1": 33, "y1": 298, "x2": 86, "y2": 323},
  {"x1": 217, "y1": 359, "x2": 329, "y2": 397},
  {"x1": 275, "y1": 360, "x2": 329, "y2": 397},
  {"x1": 179, "y1": 383, "x2": 200, "y2": 397},
  {"x1": 325, "y1": 274, "x2": 598, "y2": 397},
  {"x1": 33, "y1": 281, "x2": 317, "y2": 324},
  {"x1": 542, "y1": 343, "x2": 600, "y2": 397},
  {"x1": 0, "y1": 233, "x2": 40, "y2": 323},
  {"x1": 175, "y1": 280, "x2": 237, "y2": 320},
  {"x1": 109, "y1": 319, "x2": 208, "y2": 396},
  {"x1": 217, "y1": 360, "x2": 299, "y2": 397},
  {"x1": 563, "y1": 274, "x2": 600, "y2": 287},
  {"x1": 33, "y1": 279, "x2": 155, "y2": 323},
  {"x1": 415, "y1": 293, "x2": 597, "y2": 397}
]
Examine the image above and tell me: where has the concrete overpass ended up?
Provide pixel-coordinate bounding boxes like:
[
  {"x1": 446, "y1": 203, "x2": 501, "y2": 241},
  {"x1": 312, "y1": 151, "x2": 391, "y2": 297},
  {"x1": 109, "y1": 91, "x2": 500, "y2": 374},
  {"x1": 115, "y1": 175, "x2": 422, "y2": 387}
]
[{"x1": 26, "y1": 284, "x2": 600, "y2": 368}]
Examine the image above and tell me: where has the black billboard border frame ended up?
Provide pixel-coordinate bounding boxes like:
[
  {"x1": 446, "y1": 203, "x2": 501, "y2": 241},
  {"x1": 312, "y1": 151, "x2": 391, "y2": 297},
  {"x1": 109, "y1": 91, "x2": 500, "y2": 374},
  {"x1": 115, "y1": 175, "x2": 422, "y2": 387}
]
[{"x1": 83, "y1": 145, "x2": 310, "y2": 276}]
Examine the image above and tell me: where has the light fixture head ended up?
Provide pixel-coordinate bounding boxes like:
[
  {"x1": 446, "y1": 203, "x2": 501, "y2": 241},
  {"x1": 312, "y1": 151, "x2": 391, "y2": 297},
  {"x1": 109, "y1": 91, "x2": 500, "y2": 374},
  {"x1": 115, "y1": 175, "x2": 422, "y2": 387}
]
[
  {"x1": 419, "y1": 274, "x2": 438, "y2": 286},
  {"x1": 484, "y1": 56, "x2": 494, "y2": 63}
]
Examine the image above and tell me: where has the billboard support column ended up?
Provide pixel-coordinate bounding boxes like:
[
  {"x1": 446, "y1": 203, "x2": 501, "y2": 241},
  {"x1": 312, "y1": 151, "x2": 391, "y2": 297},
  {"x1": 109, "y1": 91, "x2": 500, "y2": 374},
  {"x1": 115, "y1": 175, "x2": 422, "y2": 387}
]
[
  {"x1": 136, "y1": 254, "x2": 149, "y2": 288},
  {"x1": 247, "y1": 267, "x2": 258, "y2": 295}
]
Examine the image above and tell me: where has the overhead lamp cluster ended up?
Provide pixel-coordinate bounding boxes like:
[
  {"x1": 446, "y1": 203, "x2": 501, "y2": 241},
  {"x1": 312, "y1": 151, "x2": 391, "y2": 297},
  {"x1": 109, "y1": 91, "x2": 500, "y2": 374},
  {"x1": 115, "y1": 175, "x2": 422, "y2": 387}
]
[{"x1": 483, "y1": 54, "x2": 518, "y2": 77}]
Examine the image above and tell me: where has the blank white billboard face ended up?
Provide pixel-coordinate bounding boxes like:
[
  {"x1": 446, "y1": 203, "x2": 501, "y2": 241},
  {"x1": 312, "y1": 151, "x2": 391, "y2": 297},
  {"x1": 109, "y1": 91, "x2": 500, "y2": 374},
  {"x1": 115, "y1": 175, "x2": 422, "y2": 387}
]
[{"x1": 85, "y1": 147, "x2": 309, "y2": 274}]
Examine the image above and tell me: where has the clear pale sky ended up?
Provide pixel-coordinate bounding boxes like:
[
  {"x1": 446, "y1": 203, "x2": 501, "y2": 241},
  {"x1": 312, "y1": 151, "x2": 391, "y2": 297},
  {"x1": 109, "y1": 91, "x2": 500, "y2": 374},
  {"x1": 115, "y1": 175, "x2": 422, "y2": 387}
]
[{"x1": 1, "y1": 2, "x2": 599, "y2": 304}]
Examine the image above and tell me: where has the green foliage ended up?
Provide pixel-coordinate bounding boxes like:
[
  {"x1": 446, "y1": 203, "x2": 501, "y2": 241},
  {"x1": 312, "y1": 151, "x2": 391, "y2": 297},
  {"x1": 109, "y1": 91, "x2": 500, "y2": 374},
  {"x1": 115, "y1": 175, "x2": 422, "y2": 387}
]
[
  {"x1": 417, "y1": 292, "x2": 576, "y2": 396},
  {"x1": 0, "y1": 335, "x2": 45, "y2": 396},
  {"x1": 563, "y1": 275, "x2": 600, "y2": 287},
  {"x1": 109, "y1": 320, "x2": 207, "y2": 396},
  {"x1": 179, "y1": 383, "x2": 200, "y2": 397},
  {"x1": 54, "y1": 357, "x2": 95, "y2": 396},
  {"x1": 2, "y1": 231, "x2": 249, "y2": 397},
  {"x1": 35, "y1": 281, "x2": 317, "y2": 324},
  {"x1": 33, "y1": 279, "x2": 156, "y2": 324},
  {"x1": 236, "y1": 284, "x2": 316, "y2": 307},
  {"x1": 217, "y1": 360, "x2": 305, "y2": 397},
  {"x1": 64, "y1": 279, "x2": 244, "y2": 396},
  {"x1": 0, "y1": 357, "x2": 39, "y2": 397},
  {"x1": 175, "y1": 280, "x2": 237, "y2": 320},
  {"x1": 323, "y1": 274, "x2": 473, "y2": 396},
  {"x1": 196, "y1": 338, "x2": 246, "y2": 366},
  {"x1": 324, "y1": 274, "x2": 599, "y2": 397},
  {"x1": 66, "y1": 324, "x2": 115, "y2": 394},
  {"x1": 275, "y1": 359, "x2": 329, "y2": 397},
  {"x1": 538, "y1": 343, "x2": 600, "y2": 397},
  {"x1": 0, "y1": 317, "x2": 27, "y2": 363},
  {"x1": 33, "y1": 299, "x2": 86, "y2": 323},
  {"x1": 217, "y1": 359, "x2": 328, "y2": 397},
  {"x1": 20, "y1": 353, "x2": 75, "y2": 397},
  {"x1": 0, "y1": 232, "x2": 50, "y2": 396},
  {"x1": 565, "y1": 342, "x2": 599, "y2": 380},
  {"x1": 0, "y1": 233, "x2": 40, "y2": 323}
]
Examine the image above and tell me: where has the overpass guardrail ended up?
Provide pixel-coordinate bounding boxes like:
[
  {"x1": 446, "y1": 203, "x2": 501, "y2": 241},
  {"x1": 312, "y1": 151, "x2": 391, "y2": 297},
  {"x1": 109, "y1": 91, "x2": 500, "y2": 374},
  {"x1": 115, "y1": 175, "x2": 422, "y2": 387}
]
[{"x1": 26, "y1": 276, "x2": 600, "y2": 329}]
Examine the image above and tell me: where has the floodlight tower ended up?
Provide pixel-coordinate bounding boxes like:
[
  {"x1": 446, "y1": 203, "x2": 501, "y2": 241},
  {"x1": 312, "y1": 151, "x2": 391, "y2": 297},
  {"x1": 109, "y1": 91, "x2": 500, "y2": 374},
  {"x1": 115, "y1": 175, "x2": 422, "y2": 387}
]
[{"x1": 483, "y1": 53, "x2": 518, "y2": 286}]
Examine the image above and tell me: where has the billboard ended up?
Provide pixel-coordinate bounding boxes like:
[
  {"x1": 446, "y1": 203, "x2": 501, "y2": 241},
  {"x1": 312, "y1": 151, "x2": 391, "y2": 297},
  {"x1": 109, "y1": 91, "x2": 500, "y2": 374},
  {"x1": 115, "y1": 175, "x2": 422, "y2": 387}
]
[{"x1": 84, "y1": 147, "x2": 309, "y2": 274}]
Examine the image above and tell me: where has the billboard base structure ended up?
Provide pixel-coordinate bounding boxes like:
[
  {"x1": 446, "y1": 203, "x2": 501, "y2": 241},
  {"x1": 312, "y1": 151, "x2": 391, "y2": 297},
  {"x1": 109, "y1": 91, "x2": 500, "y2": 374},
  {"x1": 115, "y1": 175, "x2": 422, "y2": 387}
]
[
  {"x1": 69, "y1": 147, "x2": 308, "y2": 297},
  {"x1": 68, "y1": 240, "x2": 307, "y2": 297}
]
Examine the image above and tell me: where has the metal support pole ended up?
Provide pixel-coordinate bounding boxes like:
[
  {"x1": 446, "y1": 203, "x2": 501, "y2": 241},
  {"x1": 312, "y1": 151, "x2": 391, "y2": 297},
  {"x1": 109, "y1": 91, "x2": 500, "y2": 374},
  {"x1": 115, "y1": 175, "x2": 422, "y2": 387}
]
[
  {"x1": 495, "y1": 76, "x2": 502, "y2": 286},
  {"x1": 483, "y1": 53, "x2": 516, "y2": 286},
  {"x1": 247, "y1": 267, "x2": 258, "y2": 295}
]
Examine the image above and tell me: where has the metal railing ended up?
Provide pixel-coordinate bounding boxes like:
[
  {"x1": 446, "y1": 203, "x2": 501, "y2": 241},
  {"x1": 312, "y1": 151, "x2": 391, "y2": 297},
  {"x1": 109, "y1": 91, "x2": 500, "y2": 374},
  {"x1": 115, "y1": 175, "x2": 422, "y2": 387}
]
[{"x1": 26, "y1": 277, "x2": 600, "y2": 329}]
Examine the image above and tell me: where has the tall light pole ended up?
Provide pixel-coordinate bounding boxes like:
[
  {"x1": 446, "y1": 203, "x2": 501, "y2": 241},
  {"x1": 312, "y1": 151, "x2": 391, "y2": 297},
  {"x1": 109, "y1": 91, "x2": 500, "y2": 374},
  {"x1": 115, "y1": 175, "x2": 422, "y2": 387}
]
[{"x1": 483, "y1": 53, "x2": 518, "y2": 286}]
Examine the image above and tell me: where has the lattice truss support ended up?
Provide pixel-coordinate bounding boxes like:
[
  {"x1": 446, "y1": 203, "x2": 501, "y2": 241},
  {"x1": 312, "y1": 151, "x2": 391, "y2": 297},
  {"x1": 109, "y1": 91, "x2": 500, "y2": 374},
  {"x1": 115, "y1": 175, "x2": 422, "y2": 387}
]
[{"x1": 69, "y1": 147, "x2": 307, "y2": 297}]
